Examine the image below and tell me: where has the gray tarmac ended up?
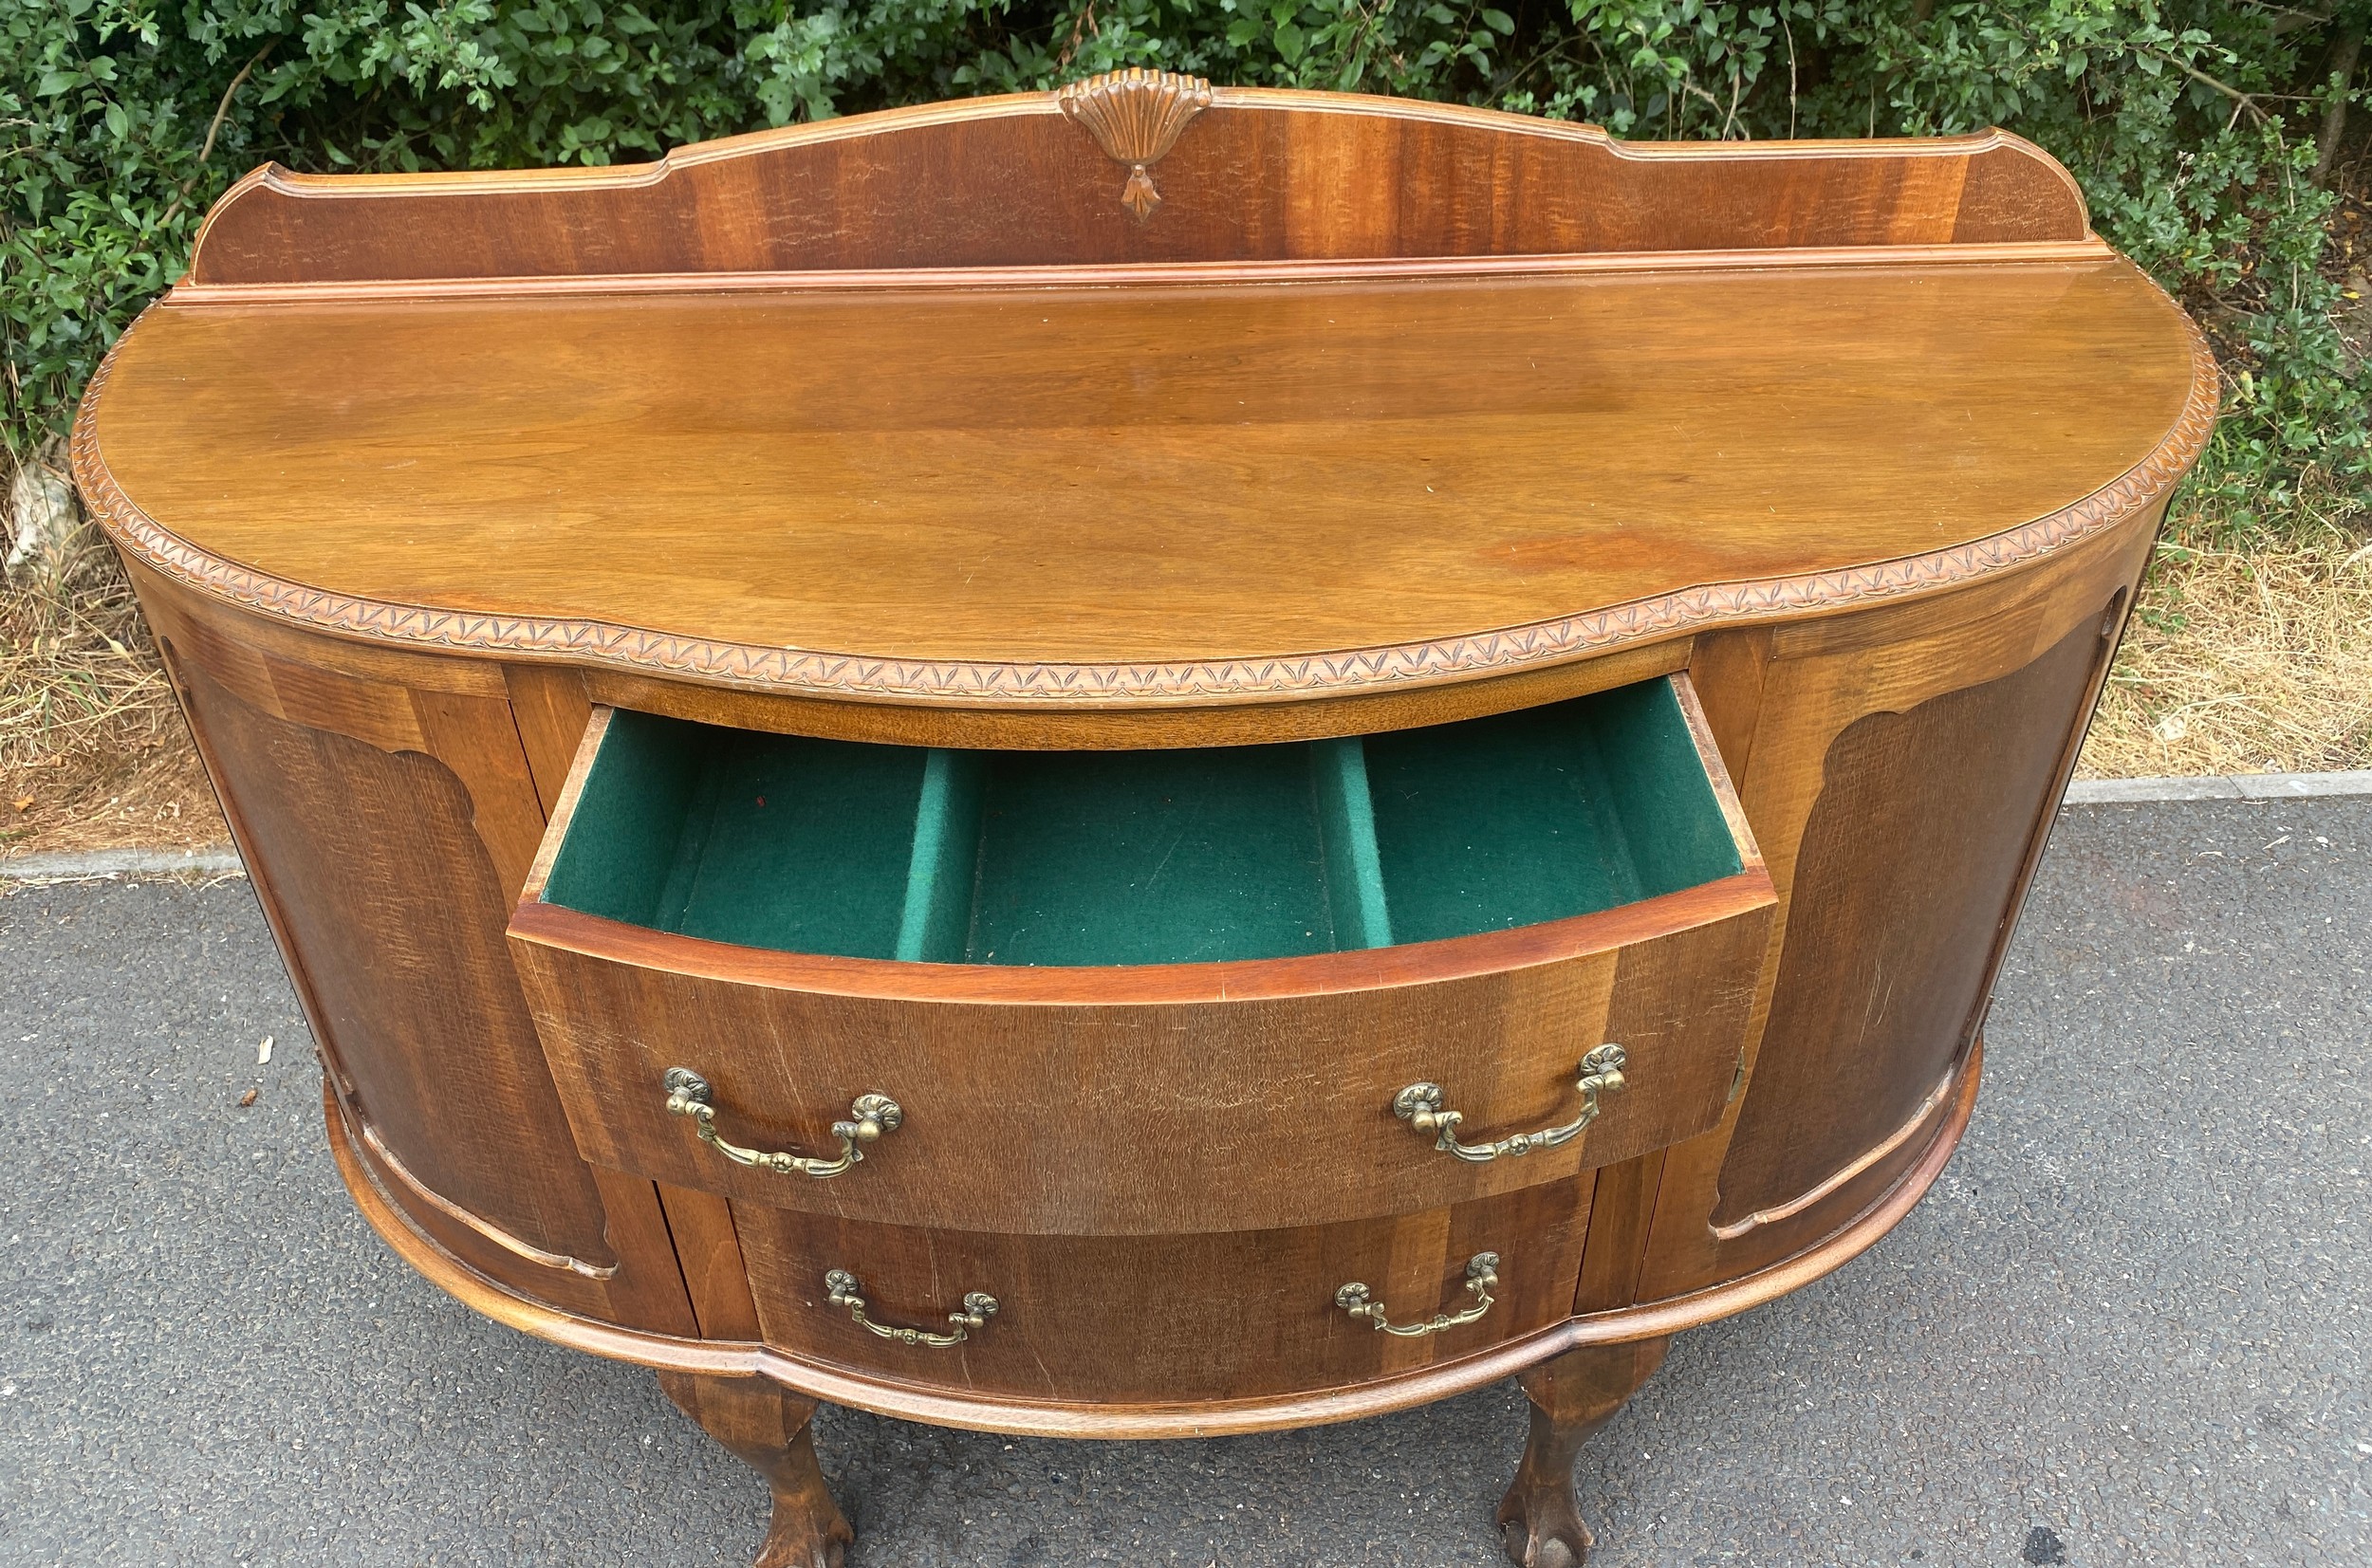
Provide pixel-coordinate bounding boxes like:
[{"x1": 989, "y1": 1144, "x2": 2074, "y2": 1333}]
[{"x1": 1, "y1": 796, "x2": 2366, "y2": 1566}]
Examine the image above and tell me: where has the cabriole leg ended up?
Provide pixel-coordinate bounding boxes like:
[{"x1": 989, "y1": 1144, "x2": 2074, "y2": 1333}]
[
  {"x1": 1497, "y1": 1335, "x2": 1671, "y2": 1568},
  {"x1": 659, "y1": 1370, "x2": 853, "y2": 1568}
]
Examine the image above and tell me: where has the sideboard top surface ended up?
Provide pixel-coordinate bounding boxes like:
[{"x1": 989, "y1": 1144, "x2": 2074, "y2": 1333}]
[{"x1": 73, "y1": 83, "x2": 2215, "y2": 713}]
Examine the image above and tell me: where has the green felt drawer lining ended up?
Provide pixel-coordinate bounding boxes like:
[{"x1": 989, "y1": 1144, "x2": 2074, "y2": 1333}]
[{"x1": 540, "y1": 677, "x2": 1740, "y2": 968}]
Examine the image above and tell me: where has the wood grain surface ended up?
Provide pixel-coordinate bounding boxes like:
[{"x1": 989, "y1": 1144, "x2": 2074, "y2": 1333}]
[
  {"x1": 176, "y1": 661, "x2": 619, "y2": 1268},
  {"x1": 1634, "y1": 523, "x2": 2156, "y2": 1301},
  {"x1": 181, "y1": 89, "x2": 2087, "y2": 286},
  {"x1": 511, "y1": 895, "x2": 1769, "y2": 1235},
  {"x1": 82, "y1": 260, "x2": 2201, "y2": 712},
  {"x1": 155, "y1": 630, "x2": 696, "y2": 1335},
  {"x1": 732, "y1": 1179, "x2": 1593, "y2": 1404},
  {"x1": 1709, "y1": 612, "x2": 2110, "y2": 1232},
  {"x1": 317, "y1": 1024, "x2": 1985, "y2": 1437}
]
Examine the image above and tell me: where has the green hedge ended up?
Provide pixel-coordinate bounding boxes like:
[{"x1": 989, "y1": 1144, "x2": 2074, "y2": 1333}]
[{"x1": 7, "y1": 1, "x2": 2367, "y2": 534}]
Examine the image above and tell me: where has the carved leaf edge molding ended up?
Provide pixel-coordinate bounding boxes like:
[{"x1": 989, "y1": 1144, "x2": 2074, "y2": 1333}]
[
  {"x1": 1057, "y1": 68, "x2": 1215, "y2": 220},
  {"x1": 71, "y1": 301, "x2": 2217, "y2": 708}
]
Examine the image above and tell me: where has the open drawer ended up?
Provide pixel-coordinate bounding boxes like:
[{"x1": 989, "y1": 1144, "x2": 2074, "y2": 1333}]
[{"x1": 507, "y1": 674, "x2": 1774, "y2": 1235}]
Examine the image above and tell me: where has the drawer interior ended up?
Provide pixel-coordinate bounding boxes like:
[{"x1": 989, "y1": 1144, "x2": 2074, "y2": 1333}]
[{"x1": 538, "y1": 676, "x2": 1742, "y2": 966}]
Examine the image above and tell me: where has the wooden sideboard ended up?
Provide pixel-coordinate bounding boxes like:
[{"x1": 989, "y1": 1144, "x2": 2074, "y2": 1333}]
[{"x1": 72, "y1": 74, "x2": 2212, "y2": 1566}]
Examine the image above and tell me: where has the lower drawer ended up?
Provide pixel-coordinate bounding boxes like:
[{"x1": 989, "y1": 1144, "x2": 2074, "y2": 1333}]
[{"x1": 732, "y1": 1180, "x2": 1592, "y2": 1405}]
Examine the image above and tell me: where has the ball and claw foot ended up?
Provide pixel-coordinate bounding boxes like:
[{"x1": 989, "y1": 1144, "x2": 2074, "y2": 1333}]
[
  {"x1": 1494, "y1": 1336, "x2": 1672, "y2": 1568},
  {"x1": 1496, "y1": 1399, "x2": 1598, "y2": 1568},
  {"x1": 747, "y1": 1466, "x2": 852, "y2": 1568},
  {"x1": 659, "y1": 1370, "x2": 854, "y2": 1568}
]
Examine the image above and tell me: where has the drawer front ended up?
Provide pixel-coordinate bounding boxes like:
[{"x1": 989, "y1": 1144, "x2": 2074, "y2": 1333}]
[
  {"x1": 510, "y1": 891, "x2": 1770, "y2": 1235},
  {"x1": 508, "y1": 671, "x2": 1773, "y2": 1236},
  {"x1": 731, "y1": 1180, "x2": 1591, "y2": 1404}
]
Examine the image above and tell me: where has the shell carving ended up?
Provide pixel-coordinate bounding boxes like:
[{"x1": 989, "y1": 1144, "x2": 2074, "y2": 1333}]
[{"x1": 1057, "y1": 69, "x2": 1215, "y2": 221}]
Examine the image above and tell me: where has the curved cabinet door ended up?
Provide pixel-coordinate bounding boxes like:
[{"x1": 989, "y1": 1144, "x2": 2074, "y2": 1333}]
[
  {"x1": 508, "y1": 676, "x2": 1774, "y2": 1236},
  {"x1": 143, "y1": 609, "x2": 695, "y2": 1337}
]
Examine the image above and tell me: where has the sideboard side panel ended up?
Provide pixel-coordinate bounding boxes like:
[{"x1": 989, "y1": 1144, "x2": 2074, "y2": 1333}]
[
  {"x1": 1637, "y1": 513, "x2": 2158, "y2": 1299},
  {"x1": 139, "y1": 577, "x2": 695, "y2": 1334},
  {"x1": 1708, "y1": 611, "x2": 2107, "y2": 1230},
  {"x1": 175, "y1": 661, "x2": 612, "y2": 1256}
]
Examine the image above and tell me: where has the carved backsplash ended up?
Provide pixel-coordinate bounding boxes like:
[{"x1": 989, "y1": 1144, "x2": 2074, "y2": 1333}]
[{"x1": 1057, "y1": 69, "x2": 1216, "y2": 220}]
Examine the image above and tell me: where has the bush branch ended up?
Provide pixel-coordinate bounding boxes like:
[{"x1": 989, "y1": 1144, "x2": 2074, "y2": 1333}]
[
  {"x1": 157, "y1": 40, "x2": 277, "y2": 231},
  {"x1": 2150, "y1": 48, "x2": 2274, "y2": 124},
  {"x1": 2315, "y1": 26, "x2": 2363, "y2": 184}
]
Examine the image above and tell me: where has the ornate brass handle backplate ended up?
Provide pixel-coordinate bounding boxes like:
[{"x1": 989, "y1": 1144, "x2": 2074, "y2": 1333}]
[
  {"x1": 824, "y1": 1269, "x2": 997, "y2": 1348},
  {"x1": 1392, "y1": 1044, "x2": 1629, "y2": 1163},
  {"x1": 1335, "y1": 1252, "x2": 1500, "y2": 1337},
  {"x1": 661, "y1": 1067, "x2": 899, "y2": 1179}
]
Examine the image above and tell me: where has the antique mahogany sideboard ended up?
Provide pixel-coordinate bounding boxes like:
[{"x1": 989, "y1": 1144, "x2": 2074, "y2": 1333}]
[{"x1": 73, "y1": 75, "x2": 2211, "y2": 1566}]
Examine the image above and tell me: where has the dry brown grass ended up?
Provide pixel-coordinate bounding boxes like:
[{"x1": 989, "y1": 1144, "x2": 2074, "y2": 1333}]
[
  {"x1": 2081, "y1": 522, "x2": 2372, "y2": 779},
  {"x1": 0, "y1": 468, "x2": 2366, "y2": 859},
  {"x1": 1, "y1": 458, "x2": 225, "y2": 858}
]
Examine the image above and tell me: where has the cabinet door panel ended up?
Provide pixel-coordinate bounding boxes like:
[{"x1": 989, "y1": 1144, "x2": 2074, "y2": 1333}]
[
  {"x1": 1711, "y1": 611, "x2": 2109, "y2": 1233},
  {"x1": 166, "y1": 642, "x2": 693, "y2": 1334}
]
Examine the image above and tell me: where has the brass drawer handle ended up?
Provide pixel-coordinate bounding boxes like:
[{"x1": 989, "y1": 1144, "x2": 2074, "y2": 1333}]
[
  {"x1": 1392, "y1": 1044, "x2": 1628, "y2": 1164},
  {"x1": 661, "y1": 1068, "x2": 900, "y2": 1179},
  {"x1": 1335, "y1": 1252, "x2": 1500, "y2": 1337},
  {"x1": 824, "y1": 1269, "x2": 997, "y2": 1348}
]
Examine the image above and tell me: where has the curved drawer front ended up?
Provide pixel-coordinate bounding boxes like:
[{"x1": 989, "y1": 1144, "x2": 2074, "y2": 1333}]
[
  {"x1": 729, "y1": 1180, "x2": 1592, "y2": 1405},
  {"x1": 507, "y1": 675, "x2": 1773, "y2": 1236}
]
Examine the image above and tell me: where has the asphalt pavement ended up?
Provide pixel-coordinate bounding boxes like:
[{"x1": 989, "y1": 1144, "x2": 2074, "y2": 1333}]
[{"x1": 2, "y1": 796, "x2": 2366, "y2": 1566}]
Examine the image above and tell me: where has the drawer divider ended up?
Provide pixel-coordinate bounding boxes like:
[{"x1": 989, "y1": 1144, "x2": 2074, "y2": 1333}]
[
  {"x1": 895, "y1": 747, "x2": 988, "y2": 962},
  {"x1": 655, "y1": 736, "x2": 728, "y2": 932},
  {"x1": 1313, "y1": 737, "x2": 1394, "y2": 950}
]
